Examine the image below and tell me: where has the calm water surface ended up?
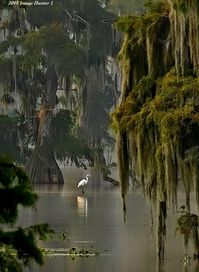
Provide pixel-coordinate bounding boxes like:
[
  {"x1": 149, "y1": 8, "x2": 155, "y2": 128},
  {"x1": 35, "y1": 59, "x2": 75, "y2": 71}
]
[{"x1": 18, "y1": 167, "x2": 198, "y2": 272}]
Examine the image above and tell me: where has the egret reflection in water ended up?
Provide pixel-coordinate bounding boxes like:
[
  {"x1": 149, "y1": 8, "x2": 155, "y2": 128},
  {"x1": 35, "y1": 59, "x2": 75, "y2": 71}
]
[{"x1": 77, "y1": 196, "x2": 88, "y2": 218}]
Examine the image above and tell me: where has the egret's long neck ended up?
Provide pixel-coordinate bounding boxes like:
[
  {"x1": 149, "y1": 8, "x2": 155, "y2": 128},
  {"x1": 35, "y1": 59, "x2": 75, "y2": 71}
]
[{"x1": 86, "y1": 175, "x2": 89, "y2": 181}]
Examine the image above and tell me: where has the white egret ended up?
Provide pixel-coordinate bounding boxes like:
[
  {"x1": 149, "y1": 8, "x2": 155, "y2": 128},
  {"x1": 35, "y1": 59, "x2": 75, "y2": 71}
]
[{"x1": 77, "y1": 174, "x2": 91, "y2": 193}]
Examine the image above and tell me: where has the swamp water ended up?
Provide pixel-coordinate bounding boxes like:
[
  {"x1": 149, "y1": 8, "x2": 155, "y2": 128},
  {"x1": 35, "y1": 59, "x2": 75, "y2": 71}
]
[{"x1": 19, "y1": 167, "x2": 198, "y2": 272}]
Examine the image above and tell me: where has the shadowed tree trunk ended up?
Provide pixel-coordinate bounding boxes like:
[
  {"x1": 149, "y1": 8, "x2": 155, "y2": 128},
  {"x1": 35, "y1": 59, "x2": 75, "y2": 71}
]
[
  {"x1": 156, "y1": 200, "x2": 167, "y2": 272},
  {"x1": 26, "y1": 62, "x2": 64, "y2": 184}
]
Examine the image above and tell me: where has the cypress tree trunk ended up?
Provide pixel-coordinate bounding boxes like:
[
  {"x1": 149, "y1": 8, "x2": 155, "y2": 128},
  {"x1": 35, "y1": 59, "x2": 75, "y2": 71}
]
[{"x1": 26, "y1": 63, "x2": 64, "y2": 184}]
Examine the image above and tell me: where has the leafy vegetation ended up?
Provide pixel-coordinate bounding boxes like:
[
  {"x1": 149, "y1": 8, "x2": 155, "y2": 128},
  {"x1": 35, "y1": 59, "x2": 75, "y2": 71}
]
[
  {"x1": 52, "y1": 110, "x2": 91, "y2": 165},
  {"x1": 176, "y1": 210, "x2": 199, "y2": 256},
  {"x1": 108, "y1": 0, "x2": 145, "y2": 15},
  {"x1": 0, "y1": 0, "x2": 117, "y2": 183},
  {"x1": 0, "y1": 156, "x2": 53, "y2": 271},
  {"x1": 113, "y1": 0, "x2": 199, "y2": 262},
  {"x1": 0, "y1": 115, "x2": 21, "y2": 161},
  {"x1": 42, "y1": 246, "x2": 101, "y2": 259},
  {"x1": 113, "y1": 0, "x2": 199, "y2": 205}
]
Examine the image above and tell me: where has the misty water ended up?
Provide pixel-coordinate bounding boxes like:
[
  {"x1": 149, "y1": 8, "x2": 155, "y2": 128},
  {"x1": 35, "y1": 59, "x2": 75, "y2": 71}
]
[{"x1": 19, "y1": 167, "x2": 198, "y2": 272}]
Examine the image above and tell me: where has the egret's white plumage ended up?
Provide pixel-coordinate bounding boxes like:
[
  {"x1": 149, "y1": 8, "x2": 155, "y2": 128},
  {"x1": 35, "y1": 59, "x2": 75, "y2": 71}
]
[{"x1": 77, "y1": 174, "x2": 91, "y2": 189}]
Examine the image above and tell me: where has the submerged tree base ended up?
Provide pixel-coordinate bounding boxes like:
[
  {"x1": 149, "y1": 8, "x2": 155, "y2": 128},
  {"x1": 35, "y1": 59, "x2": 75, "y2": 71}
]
[{"x1": 26, "y1": 147, "x2": 64, "y2": 184}]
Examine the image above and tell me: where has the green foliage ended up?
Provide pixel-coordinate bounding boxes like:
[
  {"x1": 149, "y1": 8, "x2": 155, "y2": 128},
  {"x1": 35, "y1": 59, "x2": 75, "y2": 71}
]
[
  {"x1": 22, "y1": 31, "x2": 43, "y2": 55},
  {"x1": 113, "y1": 0, "x2": 199, "y2": 206},
  {"x1": 115, "y1": 1, "x2": 169, "y2": 38},
  {"x1": 113, "y1": 66, "x2": 199, "y2": 205},
  {"x1": 184, "y1": 146, "x2": 199, "y2": 168},
  {"x1": 172, "y1": 0, "x2": 199, "y2": 12},
  {"x1": 176, "y1": 210, "x2": 199, "y2": 253},
  {"x1": 108, "y1": 0, "x2": 144, "y2": 15},
  {"x1": 112, "y1": 76, "x2": 155, "y2": 131},
  {"x1": 170, "y1": 0, "x2": 199, "y2": 76},
  {"x1": 113, "y1": 0, "x2": 199, "y2": 262},
  {"x1": 54, "y1": 40, "x2": 86, "y2": 77},
  {"x1": 85, "y1": 82, "x2": 116, "y2": 143},
  {"x1": 115, "y1": 15, "x2": 136, "y2": 34},
  {"x1": 39, "y1": 24, "x2": 67, "y2": 53},
  {"x1": 177, "y1": 212, "x2": 198, "y2": 239},
  {"x1": 66, "y1": 0, "x2": 114, "y2": 55},
  {"x1": 52, "y1": 110, "x2": 91, "y2": 164},
  {"x1": 0, "y1": 157, "x2": 54, "y2": 271},
  {"x1": 0, "y1": 0, "x2": 116, "y2": 178},
  {"x1": 0, "y1": 41, "x2": 9, "y2": 55},
  {"x1": 27, "y1": 4, "x2": 64, "y2": 27},
  {"x1": 115, "y1": 1, "x2": 170, "y2": 90},
  {"x1": 7, "y1": 35, "x2": 24, "y2": 48},
  {"x1": 0, "y1": 246, "x2": 22, "y2": 272},
  {"x1": 0, "y1": 156, "x2": 37, "y2": 223},
  {"x1": 0, "y1": 56, "x2": 12, "y2": 87},
  {"x1": 172, "y1": 0, "x2": 187, "y2": 13},
  {"x1": 54, "y1": 135, "x2": 91, "y2": 163},
  {"x1": 22, "y1": 31, "x2": 44, "y2": 71},
  {"x1": 0, "y1": 0, "x2": 9, "y2": 9},
  {"x1": 52, "y1": 110, "x2": 72, "y2": 138},
  {"x1": 119, "y1": 68, "x2": 199, "y2": 138},
  {"x1": 0, "y1": 115, "x2": 21, "y2": 161},
  {"x1": 22, "y1": 24, "x2": 86, "y2": 76},
  {"x1": 7, "y1": 8, "x2": 21, "y2": 34},
  {"x1": 87, "y1": 49, "x2": 101, "y2": 67},
  {"x1": 144, "y1": 0, "x2": 169, "y2": 14}
]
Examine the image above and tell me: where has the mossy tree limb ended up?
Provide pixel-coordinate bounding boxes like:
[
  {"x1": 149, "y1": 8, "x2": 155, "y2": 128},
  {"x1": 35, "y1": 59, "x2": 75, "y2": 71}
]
[{"x1": 113, "y1": 0, "x2": 199, "y2": 263}]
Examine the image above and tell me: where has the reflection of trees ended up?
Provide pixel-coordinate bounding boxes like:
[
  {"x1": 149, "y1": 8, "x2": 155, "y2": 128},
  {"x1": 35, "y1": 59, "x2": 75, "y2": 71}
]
[{"x1": 113, "y1": 0, "x2": 199, "y2": 269}]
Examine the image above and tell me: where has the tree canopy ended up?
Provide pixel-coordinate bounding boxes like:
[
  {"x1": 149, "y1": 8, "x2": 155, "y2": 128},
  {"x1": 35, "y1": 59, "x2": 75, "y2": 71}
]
[{"x1": 0, "y1": 0, "x2": 117, "y2": 176}]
